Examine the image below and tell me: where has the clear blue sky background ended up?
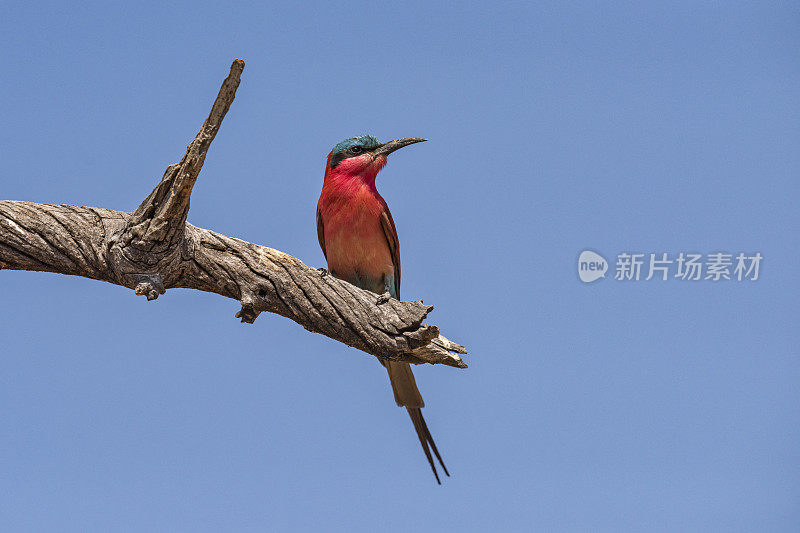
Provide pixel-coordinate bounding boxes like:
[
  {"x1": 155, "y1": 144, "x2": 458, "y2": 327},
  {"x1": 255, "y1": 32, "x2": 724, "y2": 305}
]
[{"x1": 1, "y1": 2, "x2": 798, "y2": 531}]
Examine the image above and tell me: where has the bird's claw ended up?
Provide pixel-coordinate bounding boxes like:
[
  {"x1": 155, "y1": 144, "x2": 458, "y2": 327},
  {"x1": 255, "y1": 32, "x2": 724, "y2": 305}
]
[
  {"x1": 317, "y1": 267, "x2": 328, "y2": 277},
  {"x1": 376, "y1": 292, "x2": 392, "y2": 305}
]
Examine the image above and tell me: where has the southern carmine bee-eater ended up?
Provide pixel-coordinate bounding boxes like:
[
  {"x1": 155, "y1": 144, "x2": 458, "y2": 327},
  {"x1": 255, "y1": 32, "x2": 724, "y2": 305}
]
[{"x1": 316, "y1": 135, "x2": 449, "y2": 483}]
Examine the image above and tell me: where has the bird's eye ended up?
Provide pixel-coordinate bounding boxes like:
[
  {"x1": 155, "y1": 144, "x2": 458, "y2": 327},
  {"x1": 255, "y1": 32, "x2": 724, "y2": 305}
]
[{"x1": 348, "y1": 146, "x2": 363, "y2": 155}]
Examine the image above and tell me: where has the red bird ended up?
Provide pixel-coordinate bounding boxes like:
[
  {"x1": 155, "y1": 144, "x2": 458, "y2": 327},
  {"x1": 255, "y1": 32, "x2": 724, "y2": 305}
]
[{"x1": 316, "y1": 134, "x2": 448, "y2": 483}]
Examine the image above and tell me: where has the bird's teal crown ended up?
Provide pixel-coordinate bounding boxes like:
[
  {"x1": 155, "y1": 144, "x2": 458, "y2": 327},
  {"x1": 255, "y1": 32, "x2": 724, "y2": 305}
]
[{"x1": 330, "y1": 134, "x2": 381, "y2": 168}]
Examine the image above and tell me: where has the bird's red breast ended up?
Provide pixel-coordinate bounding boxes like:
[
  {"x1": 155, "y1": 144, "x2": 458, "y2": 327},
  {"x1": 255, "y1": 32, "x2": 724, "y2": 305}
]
[{"x1": 317, "y1": 152, "x2": 395, "y2": 293}]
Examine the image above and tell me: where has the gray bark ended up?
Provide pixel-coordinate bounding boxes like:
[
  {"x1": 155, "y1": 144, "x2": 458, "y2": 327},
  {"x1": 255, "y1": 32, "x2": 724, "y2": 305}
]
[{"x1": 0, "y1": 59, "x2": 467, "y2": 369}]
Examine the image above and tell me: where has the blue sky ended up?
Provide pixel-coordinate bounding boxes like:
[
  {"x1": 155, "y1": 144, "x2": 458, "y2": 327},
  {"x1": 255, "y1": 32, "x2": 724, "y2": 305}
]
[{"x1": 1, "y1": 1, "x2": 798, "y2": 531}]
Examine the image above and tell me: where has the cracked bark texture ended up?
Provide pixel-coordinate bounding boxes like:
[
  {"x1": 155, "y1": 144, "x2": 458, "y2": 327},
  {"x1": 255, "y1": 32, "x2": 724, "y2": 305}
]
[{"x1": 0, "y1": 59, "x2": 467, "y2": 369}]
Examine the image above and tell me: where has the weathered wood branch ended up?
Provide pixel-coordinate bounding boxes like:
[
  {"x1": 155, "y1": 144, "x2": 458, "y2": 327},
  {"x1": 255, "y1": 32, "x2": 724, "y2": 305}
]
[{"x1": 0, "y1": 59, "x2": 467, "y2": 369}]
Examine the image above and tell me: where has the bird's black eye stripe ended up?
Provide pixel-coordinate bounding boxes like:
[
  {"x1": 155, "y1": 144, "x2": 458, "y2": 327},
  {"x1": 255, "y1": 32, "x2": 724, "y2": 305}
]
[{"x1": 330, "y1": 142, "x2": 373, "y2": 168}]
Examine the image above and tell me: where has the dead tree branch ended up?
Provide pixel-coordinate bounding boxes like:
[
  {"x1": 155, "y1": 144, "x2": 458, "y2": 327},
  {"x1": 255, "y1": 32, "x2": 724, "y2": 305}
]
[{"x1": 0, "y1": 59, "x2": 467, "y2": 369}]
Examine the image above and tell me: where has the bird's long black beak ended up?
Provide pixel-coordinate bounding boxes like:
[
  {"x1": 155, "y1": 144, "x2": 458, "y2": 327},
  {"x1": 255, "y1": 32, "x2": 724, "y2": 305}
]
[{"x1": 373, "y1": 137, "x2": 427, "y2": 156}]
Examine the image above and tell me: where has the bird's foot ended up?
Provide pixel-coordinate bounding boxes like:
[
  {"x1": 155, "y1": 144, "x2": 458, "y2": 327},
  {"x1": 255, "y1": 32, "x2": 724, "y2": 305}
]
[
  {"x1": 376, "y1": 292, "x2": 392, "y2": 305},
  {"x1": 317, "y1": 267, "x2": 329, "y2": 277}
]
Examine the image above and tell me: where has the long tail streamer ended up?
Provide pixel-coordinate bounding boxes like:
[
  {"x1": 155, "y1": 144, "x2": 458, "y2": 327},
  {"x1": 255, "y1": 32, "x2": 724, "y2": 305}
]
[{"x1": 406, "y1": 407, "x2": 449, "y2": 484}]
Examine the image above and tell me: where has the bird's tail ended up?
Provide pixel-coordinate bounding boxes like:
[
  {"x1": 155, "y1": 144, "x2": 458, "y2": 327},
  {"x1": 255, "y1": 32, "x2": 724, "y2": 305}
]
[{"x1": 385, "y1": 360, "x2": 449, "y2": 484}]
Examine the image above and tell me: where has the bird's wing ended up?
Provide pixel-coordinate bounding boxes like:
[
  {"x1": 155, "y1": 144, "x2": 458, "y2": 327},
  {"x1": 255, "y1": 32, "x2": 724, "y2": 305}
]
[
  {"x1": 380, "y1": 209, "x2": 400, "y2": 299},
  {"x1": 316, "y1": 207, "x2": 327, "y2": 260}
]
